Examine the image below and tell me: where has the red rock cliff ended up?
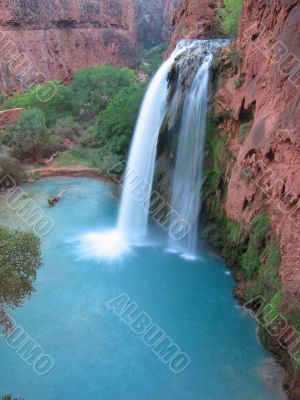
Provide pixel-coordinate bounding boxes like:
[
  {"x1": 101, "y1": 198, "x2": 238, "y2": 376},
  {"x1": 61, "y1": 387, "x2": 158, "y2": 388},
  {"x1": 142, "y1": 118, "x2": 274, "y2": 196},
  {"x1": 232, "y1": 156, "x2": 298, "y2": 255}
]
[
  {"x1": 214, "y1": 0, "x2": 300, "y2": 306},
  {"x1": 168, "y1": 0, "x2": 300, "y2": 308},
  {"x1": 0, "y1": 0, "x2": 178, "y2": 92},
  {"x1": 166, "y1": 0, "x2": 220, "y2": 56},
  {"x1": 167, "y1": 0, "x2": 300, "y2": 395}
]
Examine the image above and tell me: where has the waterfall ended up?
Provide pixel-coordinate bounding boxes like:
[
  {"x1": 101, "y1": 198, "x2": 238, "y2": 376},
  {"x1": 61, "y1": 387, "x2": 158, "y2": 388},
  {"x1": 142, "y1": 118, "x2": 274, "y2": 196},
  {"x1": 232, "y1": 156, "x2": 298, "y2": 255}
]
[
  {"x1": 78, "y1": 40, "x2": 226, "y2": 260},
  {"x1": 168, "y1": 54, "x2": 213, "y2": 259},
  {"x1": 117, "y1": 50, "x2": 181, "y2": 243}
]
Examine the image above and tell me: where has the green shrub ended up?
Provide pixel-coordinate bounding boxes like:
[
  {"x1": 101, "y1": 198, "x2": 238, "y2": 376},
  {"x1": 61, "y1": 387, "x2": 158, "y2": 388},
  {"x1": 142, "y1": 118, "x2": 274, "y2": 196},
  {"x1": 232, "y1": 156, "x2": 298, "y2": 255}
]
[
  {"x1": 235, "y1": 74, "x2": 245, "y2": 89},
  {"x1": 217, "y1": 0, "x2": 244, "y2": 37},
  {"x1": 3, "y1": 108, "x2": 48, "y2": 161},
  {"x1": 80, "y1": 126, "x2": 97, "y2": 148},
  {"x1": 95, "y1": 85, "x2": 145, "y2": 156},
  {"x1": 0, "y1": 227, "x2": 42, "y2": 308},
  {"x1": 51, "y1": 116, "x2": 83, "y2": 141},
  {"x1": 1, "y1": 108, "x2": 65, "y2": 161},
  {"x1": 238, "y1": 122, "x2": 250, "y2": 144},
  {"x1": 240, "y1": 239, "x2": 261, "y2": 279},
  {"x1": 228, "y1": 48, "x2": 242, "y2": 69},
  {"x1": 227, "y1": 219, "x2": 240, "y2": 243},
  {"x1": 3, "y1": 82, "x2": 74, "y2": 127},
  {"x1": 1, "y1": 65, "x2": 146, "y2": 168},
  {"x1": 252, "y1": 213, "x2": 270, "y2": 247},
  {"x1": 261, "y1": 241, "x2": 281, "y2": 292},
  {"x1": 0, "y1": 93, "x2": 7, "y2": 105},
  {"x1": 0, "y1": 151, "x2": 23, "y2": 186},
  {"x1": 140, "y1": 44, "x2": 167, "y2": 77},
  {"x1": 70, "y1": 65, "x2": 136, "y2": 120}
]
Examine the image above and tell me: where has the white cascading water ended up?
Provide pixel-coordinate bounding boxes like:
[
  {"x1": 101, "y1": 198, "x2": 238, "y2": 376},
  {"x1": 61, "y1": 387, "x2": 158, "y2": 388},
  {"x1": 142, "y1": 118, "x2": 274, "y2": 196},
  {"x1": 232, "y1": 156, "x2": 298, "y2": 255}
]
[
  {"x1": 168, "y1": 54, "x2": 213, "y2": 259},
  {"x1": 78, "y1": 47, "x2": 183, "y2": 260},
  {"x1": 78, "y1": 40, "x2": 226, "y2": 260},
  {"x1": 117, "y1": 50, "x2": 182, "y2": 242}
]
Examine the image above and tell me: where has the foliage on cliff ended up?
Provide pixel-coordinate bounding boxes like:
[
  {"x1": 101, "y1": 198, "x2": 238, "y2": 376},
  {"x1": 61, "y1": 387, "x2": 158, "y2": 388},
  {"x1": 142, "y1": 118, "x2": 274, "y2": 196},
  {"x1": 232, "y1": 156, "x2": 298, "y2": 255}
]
[{"x1": 217, "y1": 0, "x2": 244, "y2": 36}]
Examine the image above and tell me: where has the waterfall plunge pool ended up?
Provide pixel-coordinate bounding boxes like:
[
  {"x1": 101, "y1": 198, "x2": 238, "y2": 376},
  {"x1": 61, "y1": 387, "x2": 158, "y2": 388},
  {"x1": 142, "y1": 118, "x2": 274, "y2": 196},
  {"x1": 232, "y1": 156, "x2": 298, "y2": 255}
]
[{"x1": 0, "y1": 177, "x2": 287, "y2": 400}]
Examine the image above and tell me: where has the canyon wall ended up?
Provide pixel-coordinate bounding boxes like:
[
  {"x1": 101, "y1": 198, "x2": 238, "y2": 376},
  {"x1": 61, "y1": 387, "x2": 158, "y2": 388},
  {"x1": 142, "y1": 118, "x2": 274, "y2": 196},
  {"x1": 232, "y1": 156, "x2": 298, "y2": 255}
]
[
  {"x1": 166, "y1": 0, "x2": 220, "y2": 56},
  {"x1": 0, "y1": 0, "x2": 177, "y2": 92},
  {"x1": 167, "y1": 0, "x2": 300, "y2": 326},
  {"x1": 215, "y1": 0, "x2": 300, "y2": 306},
  {"x1": 167, "y1": 0, "x2": 300, "y2": 397}
]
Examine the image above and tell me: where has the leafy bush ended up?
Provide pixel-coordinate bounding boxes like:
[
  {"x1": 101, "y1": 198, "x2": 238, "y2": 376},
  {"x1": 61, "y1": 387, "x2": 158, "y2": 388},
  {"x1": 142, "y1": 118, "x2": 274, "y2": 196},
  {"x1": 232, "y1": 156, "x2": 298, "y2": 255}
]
[
  {"x1": 228, "y1": 48, "x2": 242, "y2": 69},
  {"x1": 252, "y1": 213, "x2": 270, "y2": 247},
  {"x1": 140, "y1": 44, "x2": 167, "y2": 77},
  {"x1": 261, "y1": 240, "x2": 281, "y2": 292},
  {"x1": 70, "y1": 65, "x2": 136, "y2": 120},
  {"x1": 51, "y1": 116, "x2": 83, "y2": 141},
  {"x1": 235, "y1": 74, "x2": 245, "y2": 89},
  {"x1": 80, "y1": 126, "x2": 97, "y2": 148},
  {"x1": 0, "y1": 227, "x2": 42, "y2": 308},
  {"x1": 0, "y1": 150, "x2": 23, "y2": 186},
  {"x1": 217, "y1": 0, "x2": 244, "y2": 37},
  {"x1": 3, "y1": 82, "x2": 74, "y2": 127},
  {"x1": 95, "y1": 85, "x2": 145, "y2": 156},
  {"x1": 1, "y1": 108, "x2": 54, "y2": 161},
  {"x1": 240, "y1": 239, "x2": 261, "y2": 280},
  {"x1": 1, "y1": 65, "x2": 148, "y2": 166}
]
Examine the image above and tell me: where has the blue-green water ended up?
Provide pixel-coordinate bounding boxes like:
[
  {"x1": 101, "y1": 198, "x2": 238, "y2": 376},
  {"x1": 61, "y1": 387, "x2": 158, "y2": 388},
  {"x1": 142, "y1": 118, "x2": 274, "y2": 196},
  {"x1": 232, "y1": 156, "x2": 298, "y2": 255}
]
[{"x1": 0, "y1": 178, "x2": 286, "y2": 400}]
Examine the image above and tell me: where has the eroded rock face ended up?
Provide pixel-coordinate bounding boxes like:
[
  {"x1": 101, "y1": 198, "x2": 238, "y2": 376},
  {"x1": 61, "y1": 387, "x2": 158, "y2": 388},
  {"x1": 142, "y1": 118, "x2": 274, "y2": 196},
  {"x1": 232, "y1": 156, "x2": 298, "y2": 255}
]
[
  {"x1": 0, "y1": 0, "x2": 178, "y2": 92},
  {"x1": 0, "y1": 108, "x2": 23, "y2": 129},
  {"x1": 214, "y1": 0, "x2": 300, "y2": 306},
  {"x1": 166, "y1": 0, "x2": 220, "y2": 56}
]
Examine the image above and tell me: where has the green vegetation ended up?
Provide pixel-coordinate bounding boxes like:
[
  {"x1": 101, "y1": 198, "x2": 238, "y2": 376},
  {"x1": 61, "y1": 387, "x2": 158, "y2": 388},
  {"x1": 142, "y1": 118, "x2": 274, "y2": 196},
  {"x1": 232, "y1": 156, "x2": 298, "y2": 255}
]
[
  {"x1": 70, "y1": 66, "x2": 136, "y2": 120},
  {"x1": 229, "y1": 48, "x2": 242, "y2": 69},
  {"x1": 95, "y1": 86, "x2": 145, "y2": 155},
  {"x1": 0, "y1": 227, "x2": 42, "y2": 309},
  {"x1": 238, "y1": 122, "x2": 250, "y2": 144},
  {"x1": 202, "y1": 120, "x2": 231, "y2": 207},
  {"x1": 53, "y1": 148, "x2": 99, "y2": 168},
  {"x1": 0, "y1": 148, "x2": 23, "y2": 186},
  {"x1": 202, "y1": 115, "x2": 282, "y2": 300},
  {"x1": 0, "y1": 65, "x2": 148, "y2": 176},
  {"x1": 240, "y1": 239, "x2": 260, "y2": 280},
  {"x1": 1, "y1": 108, "x2": 60, "y2": 162},
  {"x1": 217, "y1": 0, "x2": 244, "y2": 37},
  {"x1": 235, "y1": 74, "x2": 245, "y2": 89},
  {"x1": 140, "y1": 44, "x2": 167, "y2": 77},
  {"x1": 252, "y1": 213, "x2": 270, "y2": 247}
]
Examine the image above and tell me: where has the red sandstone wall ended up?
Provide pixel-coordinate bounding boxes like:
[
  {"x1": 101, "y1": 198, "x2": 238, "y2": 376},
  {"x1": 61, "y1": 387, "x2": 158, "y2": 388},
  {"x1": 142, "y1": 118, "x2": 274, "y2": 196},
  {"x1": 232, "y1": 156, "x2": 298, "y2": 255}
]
[
  {"x1": 166, "y1": 0, "x2": 219, "y2": 56},
  {"x1": 0, "y1": 0, "x2": 178, "y2": 92},
  {"x1": 214, "y1": 0, "x2": 300, "y2": 307}
]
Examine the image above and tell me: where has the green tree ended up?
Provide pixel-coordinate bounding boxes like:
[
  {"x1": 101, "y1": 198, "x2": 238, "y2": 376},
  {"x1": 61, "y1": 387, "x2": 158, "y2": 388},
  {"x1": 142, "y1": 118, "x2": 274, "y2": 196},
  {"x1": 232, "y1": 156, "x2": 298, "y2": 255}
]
[
  {"x1": 95, "y1": 85, "x2": 145, "y2": 156},
  {"x1": 0, "y1": 149, "x2": 23, "y2": 186},
  {"x1": 3, "y1": 108, "x2": 50, "y2": 161},
  {"x1": 0, "y1": 228, "x2": 42, "y2": 309},
  {"x1": 217, "y1": 0, "x2": 244, "y2": 37},
  {"x1": 70, "y1": 65, "x2": 136, "y2": 120},
  {"x1": 3, "y1": 81, "x2": 74, "y2": 127},
  {"x1": 51, "y1": 116, "x2": 83, "y2": 141}
]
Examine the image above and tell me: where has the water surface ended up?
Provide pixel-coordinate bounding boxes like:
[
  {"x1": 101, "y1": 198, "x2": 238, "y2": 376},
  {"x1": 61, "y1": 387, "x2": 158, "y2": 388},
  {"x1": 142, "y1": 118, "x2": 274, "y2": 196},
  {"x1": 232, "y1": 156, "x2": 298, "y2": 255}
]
[{"x1": 0, "y1": 178, "x2": 286, "y2": 400}]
